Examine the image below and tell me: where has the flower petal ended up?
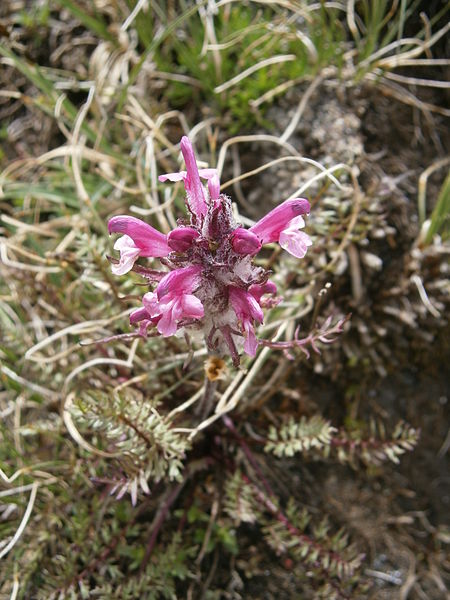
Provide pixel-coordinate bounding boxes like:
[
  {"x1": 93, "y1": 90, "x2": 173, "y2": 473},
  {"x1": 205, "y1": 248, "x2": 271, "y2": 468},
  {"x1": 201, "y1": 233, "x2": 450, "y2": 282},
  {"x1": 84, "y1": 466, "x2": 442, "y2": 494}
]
[
  {"x1": 243, "y1": 321, "x2": 258, "y2": 357},
  {"x1": 157, "y1": 265, "x2": 202, "y2": 300},
  {"x1": 180, "y1": 136, "x2": 208, "y2": 219},
  {"x1": 158, "y1": 171, "x2": 187, "y2": 182},
  {"x1": 279, "y1": 216, "x2": 312, "y2": 258},
  {"x1": 231, "y1": 228, "x2": 262, "y2": 256},
  {"x1": 167, "y1": 227, "x2": 200, "y2": 252},
  {"x1": 157, "y1": 298, "x2": 182, "y2": 337},
  {"x1": 249, "y1": 198, "x2": 310, "y2": 245},
  {"x1": 111, "y1": 235, "x2": 141, "y2": 275},
  {"x1": 181, "y1": 294, "x2": 204, "y2": 319},
  {"x1": 108, "y1": 215, "x2": 170, "y2": 257}
]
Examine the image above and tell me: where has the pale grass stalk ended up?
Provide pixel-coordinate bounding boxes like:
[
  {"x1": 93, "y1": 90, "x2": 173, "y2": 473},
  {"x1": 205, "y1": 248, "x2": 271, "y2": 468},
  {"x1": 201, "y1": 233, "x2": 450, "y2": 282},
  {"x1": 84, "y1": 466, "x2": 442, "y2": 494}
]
[
  {"x1": 126, "y1": 96, "x2": 177, "y2": 151},
  {"x1": 359, "y1": 38, "x2": 425, "y2": 68},
  {"x1": 346, "y1": 0, "x2": 360, "y2": 42},
  {"x1": 0, "y1": 90, "x2": 22, "y2": 99},
  {"x1": 214, "y1": 54, "x2": 296, "y2": 93},
  {"x1": 113, "y1": 373, "x2": 149, "y2": 393},
  {"x1": 134, "y1": 137, "x2": 172, "y2": 231},
  {"x1": 0, "y1": 146, "x2": 119, "y2": 194},
  {"x1": 2, "y1": 241, "x2": 60, "y2": 265},
  {"x1": 63, "y1": 338, "x2": 139, "y2": 388},
  {"x1": 221, "y1": 156, "x2": 344, "y2": 193},
  {"x1": 198, "y1": 1, "x2": 222, "y2": 81},
  {"x1": 387, "y1": 58, "x2": 450, "y2": 67},
  {"x1": 1, "y1": 365, "x2": 60, "y2": 401},
  {"x1": 96, "y1": 169, "x2": 143, "y2": 195},
  {"x1": 417, "y1": 157, "x2": 450, "y2": 224},
  {"x1": 183, "y1": 318, "x2": 294, "y2": 439},
  {"x1": 13, "y1": 396, "x2": 24, "y2": 456},
  {"x1": 54, "y1": 92, "x2": 72, "y2": 141},
  {"x1": 188, "y1": 117, "x2": 218, "y2": 142},
  {"x1": 206, "y1": 22, "x2": 264, "y2": 51},
  {"x1": 151, "y1": 71, "x2": 203, "y2": 87},
  {"x1": 0, "y1": 481, "x2": 38, "y2": 560},
  {"x1": 250, "y1": 76, "x2": 306, "y2": 108},
  {"x1": 25, "y1": 309, "x2": 133, "y2": 361},
  {"x1": 121, "y1": 0, "x2": 148, "y2": 31},
  {"x1": 0, "y1": 215, "x2": 58, "y2": 237},
  {"x1": 63, "y1": 392, "x2": 123, "y2": 458},
  {"x1": 410, "y1": 275, "x2": 441, "y2": 319},
  {"x1": 0, "y1": 478, "x2": 58, "y2": 499},
  {"x1": 280, "y1": 70, "x2": 333, "y2": 142},
  {"x1": 167, "y1": 387, "x2": 205, "y2": 420},
  {"x1": 373, "y1": 23, "x2": 450, "y2": 68},
  {"x1": 10, "y1": 573, "x2": 20, "y2": 600},
  {"x1": 368, "y1": 76, "x2": 450, "y2": 117},
  {"x1": 290, "y1": 162, "x2": 352, "y2": 198},
  {"x1": 216, "y1": 135, "x2": 298, "y2": 176},
  {"x1": 52, "y1": 224, "x2": 80, "y2": 254},
  {"x1": 154, "y1": 109, "x2": 190, "y2": 138},
  {"x1": 383, "y1": 71, "x2": 450, "y2": 89},
  {"x1": 216, "y1": 320, "x2": 290, "y2": 414},
  {"x1": 0, "y1": 242, "x2": 61, "y2": 274},
  {"x1": 147, "y1": 136, "x2": 177, "y2": 229}
]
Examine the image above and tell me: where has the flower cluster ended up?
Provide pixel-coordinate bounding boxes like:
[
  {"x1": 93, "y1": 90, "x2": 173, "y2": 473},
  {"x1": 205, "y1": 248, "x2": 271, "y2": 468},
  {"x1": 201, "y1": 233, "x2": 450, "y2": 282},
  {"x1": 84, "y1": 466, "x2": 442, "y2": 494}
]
[{"x1": 108, "y1": 136, "x2": 311, "y2": 366}]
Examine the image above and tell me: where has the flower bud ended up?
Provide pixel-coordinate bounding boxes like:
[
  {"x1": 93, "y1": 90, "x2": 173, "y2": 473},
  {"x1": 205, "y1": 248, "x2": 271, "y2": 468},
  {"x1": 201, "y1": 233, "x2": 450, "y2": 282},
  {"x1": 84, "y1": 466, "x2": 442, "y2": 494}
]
[
  {"x1": 167, "y1": 227, "x2": 199, "y2": 252},
  {"x1": 231, "y1": 228, "x2": 262, "y2": 256}
]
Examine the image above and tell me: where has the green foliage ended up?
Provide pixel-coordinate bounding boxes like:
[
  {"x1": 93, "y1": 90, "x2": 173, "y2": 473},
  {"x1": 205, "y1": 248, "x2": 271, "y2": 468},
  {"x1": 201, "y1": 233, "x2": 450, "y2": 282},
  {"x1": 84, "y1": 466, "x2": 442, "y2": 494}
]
[
  {"x1": 73, "y1": 389, "x2": 192, "y2": 497},
  {"x1": 0, "y1": 0, "x2": 444, "y2": 597},
  {"x1": 154, "y1": 3, "x2": 346, "y2": 132},
  {"x1": 261, "y1": 497, "x2": 364, "y2": 585},
  {"x1": 424, "y1": 171, "x2": 450, "y2": 244},
  {"x1": 265, "y1": 415, "x2": 337, "y2": 457},
  {"x1": 91, "y1": 533, "x2": 196, "y2": 599},
  {"x1": 265, "y1": 416, "x2": 419, "y2": 467}
]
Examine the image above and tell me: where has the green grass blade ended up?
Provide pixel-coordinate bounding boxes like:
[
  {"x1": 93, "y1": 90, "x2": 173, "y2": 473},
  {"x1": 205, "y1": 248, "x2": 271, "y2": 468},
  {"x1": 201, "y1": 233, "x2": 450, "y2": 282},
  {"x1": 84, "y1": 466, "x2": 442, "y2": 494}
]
[
  {"x1": 54, "y1": 0, "x2": 117, "y2": 44},
  {"x1": 424, "y1": 172, "x2": 450, "y2": 244}
]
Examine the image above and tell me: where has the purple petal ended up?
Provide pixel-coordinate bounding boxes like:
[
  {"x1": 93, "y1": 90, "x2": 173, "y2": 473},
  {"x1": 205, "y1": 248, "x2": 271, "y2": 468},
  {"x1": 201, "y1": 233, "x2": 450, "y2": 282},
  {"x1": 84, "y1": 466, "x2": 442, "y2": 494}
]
[
  {"x1": 279, "y1": 216, "x2": 312, "y2": 258},
  {"x1": 111, "y1": 235, "x2": 141, "y2": 275},
  {"x1": 229, "y1": 287, "x2": 264, "y2": 323},
  {"x1": 249, "y1": 198, "x2": 310, "y2": 245},
  {"x1": 108, "y1": 215, "x2": 170, "y2": 257},
  {"x1": 157, "y1": 265, "x2": 202, "y2": 300},
  {"x1": 167, "y1": 227, "x2": 200, "y2": 252},
  {"x1": 130, "y1": 306, "x2": 150, "y2": 324},
  {"x1": 207, "y1": 173, "x2": 221, "y2": 200},
  {"x1": 198, "y1": 168, "x2": 219, "y2": 180},
  {"x1": 180, "y1": 136, "x2": 208, "y2": 219},
  {"x1": 249, "y1": 281, "x2": 277, "y2": 303},
  {"x1": 243, "y1": 321, "x2": 258, "y2": 357},
  {"x1": 181, "y1": 294, "x2": 204, "y2": 319},
  {"x1": 157, "y1": 298, "x2": 181, "y2": 337},
  {"x1": 158, "y1": 171, "x2": 187, "y2": 182},
  {"x1": 231, "y1": 228, "x2": 262, "y2": 256},
  {"x1": 142, "y1": 292, "x2": 161, "y2": 318}
]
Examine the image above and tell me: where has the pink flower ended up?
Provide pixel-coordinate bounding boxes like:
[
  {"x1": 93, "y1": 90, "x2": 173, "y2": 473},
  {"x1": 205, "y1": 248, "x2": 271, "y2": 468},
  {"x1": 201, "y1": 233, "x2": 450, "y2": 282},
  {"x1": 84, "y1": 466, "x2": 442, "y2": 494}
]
[
  {"x1": 231, "y1": 228, "x2": 262, "y2": 256},
  {"x1": 158, "y1": 137, "x2": 219, "y2": 221},
  {"x1": 129, "y1": 306, "x2": 160, "y2": 336},
  {"x1": 249, "y1": 198, "x2": 311, "y2": 257},
  {"x1": 249, "y1": 281, "x2": 278, "y2": 303},
  {"x1": 278, "y1": 215, "x2": 312, "y2": 258},
  {"x1": 108, "y1": 216, "x2": 170, "y2": 275},
  {"x1": 109, "y1": 136, "x2": 313, "y2": 365},
  {"x1": 167, "y1": 227, "x2": 200, "y2": 252},
  {"x1": 156, "y1": 265, "x2": 202, "y2": 300},
  {"x1": 141, "y1": 266, "x2": 204, "y2": 337},
  {"x1": 229, "y1": 287, "x2": 264, "y2": 357}
]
